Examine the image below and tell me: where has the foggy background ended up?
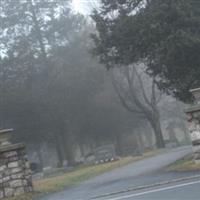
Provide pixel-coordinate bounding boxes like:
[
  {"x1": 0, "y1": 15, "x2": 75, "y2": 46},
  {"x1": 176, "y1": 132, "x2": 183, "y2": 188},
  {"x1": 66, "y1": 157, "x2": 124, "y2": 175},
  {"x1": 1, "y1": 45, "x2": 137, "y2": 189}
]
[{"x1": 0, "y1": 0, "x2": 190, "y2": 169}]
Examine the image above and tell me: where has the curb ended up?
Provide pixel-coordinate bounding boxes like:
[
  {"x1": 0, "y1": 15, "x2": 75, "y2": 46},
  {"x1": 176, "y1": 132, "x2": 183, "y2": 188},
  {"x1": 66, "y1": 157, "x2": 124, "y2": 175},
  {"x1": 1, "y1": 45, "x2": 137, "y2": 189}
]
[{"x1": 90, "y1": 174, "x2": 200, "y2": 199}]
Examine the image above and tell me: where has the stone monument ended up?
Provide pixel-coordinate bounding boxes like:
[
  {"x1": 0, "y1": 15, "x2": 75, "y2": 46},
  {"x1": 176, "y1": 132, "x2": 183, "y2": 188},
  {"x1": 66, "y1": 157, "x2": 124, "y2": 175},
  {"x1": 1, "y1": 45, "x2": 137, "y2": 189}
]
[
  {"x1": 0, "y1": 129, "x2": 33, "y2": 199},
  {"x1": 185, "y1": 88, "x2": 200, "y2": 163}
]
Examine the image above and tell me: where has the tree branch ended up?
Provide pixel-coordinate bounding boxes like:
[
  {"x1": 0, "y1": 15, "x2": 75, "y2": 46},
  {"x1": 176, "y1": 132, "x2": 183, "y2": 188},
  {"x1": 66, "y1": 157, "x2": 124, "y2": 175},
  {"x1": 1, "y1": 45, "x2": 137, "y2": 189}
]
[
  {"x1": 132, "y1": 64, "x2": 152, "y2": 108},
  {"x1": 111, "y1": 70, "x2": 144, "y2": 115},
  {"x1": 124, "y1": 66, "x2": 151, "y2": 114}
]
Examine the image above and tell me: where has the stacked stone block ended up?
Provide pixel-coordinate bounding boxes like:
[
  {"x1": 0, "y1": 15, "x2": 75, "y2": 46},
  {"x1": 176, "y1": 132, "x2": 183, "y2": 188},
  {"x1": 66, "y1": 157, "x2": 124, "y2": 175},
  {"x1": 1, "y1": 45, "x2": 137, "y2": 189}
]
[
  {"x1": 0, "y1": 143, "x2": 33, "y2": 199},
  {"x1": 185, "y1": 88, "x2": 200, "y2": 164}
]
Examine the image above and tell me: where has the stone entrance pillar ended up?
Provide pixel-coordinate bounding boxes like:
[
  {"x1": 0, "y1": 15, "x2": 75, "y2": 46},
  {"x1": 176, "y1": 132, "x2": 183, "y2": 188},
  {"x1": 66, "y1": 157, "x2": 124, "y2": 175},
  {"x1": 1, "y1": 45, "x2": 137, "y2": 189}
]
[
  {"x1": 185, "y1": 88, "x2": 200, "y2": 163},
  {"x1": 0, "y1": 129, "x2": 33, "y2": 199}
]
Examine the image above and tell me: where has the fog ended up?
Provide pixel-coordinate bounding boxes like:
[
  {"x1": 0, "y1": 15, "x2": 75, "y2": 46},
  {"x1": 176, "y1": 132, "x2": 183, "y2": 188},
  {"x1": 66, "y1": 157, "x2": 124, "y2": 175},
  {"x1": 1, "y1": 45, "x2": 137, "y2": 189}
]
[{"x1": 0, "y1": 0, "x2": 190, "y2": 170}]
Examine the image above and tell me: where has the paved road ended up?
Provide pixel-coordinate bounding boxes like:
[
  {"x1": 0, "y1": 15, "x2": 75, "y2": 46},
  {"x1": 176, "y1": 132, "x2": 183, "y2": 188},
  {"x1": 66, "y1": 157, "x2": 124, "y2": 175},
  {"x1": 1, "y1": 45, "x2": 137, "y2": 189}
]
[
  {"x1": 98, "y1": 179, "x2": 200, "y2": 200},
  {"x1": 37, "y1": 146, "x2": 195, "y2": 200}
]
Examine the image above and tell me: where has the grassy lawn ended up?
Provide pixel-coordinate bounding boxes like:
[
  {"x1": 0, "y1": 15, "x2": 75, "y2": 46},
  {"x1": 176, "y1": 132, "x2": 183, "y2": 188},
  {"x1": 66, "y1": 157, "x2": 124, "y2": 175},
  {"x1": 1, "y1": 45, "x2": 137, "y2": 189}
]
[
  {"x1": 167, "y1": 154, "x2": 200, "y2": 172},
  {"x1": 5, "y1": 150, "x2": 161, "y2": 200}
]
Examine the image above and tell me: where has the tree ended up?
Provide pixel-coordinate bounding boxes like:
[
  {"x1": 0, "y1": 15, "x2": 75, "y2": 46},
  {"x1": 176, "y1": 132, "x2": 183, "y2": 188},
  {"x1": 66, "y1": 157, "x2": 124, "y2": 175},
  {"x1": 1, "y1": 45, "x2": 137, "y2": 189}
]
[
  {"x1": 0, "y1": 0, "x2": 85, "y2": 166},
  {"x1": 111, "y1": 64, "x2": 164, "y2": 148},
  {"x1": 91, "y1": 0, "x2": 200, "y2": 103},
  {"x1": 91, "y1": 1, "x2": 166, "y2": 148},
  {"x1": 1, "y1": 0, "x2": 166, "y2": 166}
]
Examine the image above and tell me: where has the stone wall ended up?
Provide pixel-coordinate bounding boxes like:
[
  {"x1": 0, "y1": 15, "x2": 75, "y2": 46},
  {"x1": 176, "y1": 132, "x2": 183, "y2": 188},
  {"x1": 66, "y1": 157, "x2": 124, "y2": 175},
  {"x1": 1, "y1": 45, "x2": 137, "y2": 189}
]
[{"x1": 0, "y1": 143, "x2": 33, "y2": 199}]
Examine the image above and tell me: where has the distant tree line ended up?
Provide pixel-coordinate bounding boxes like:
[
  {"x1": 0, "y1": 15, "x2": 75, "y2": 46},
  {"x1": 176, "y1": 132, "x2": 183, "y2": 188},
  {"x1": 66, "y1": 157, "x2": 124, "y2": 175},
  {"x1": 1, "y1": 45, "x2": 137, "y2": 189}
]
[
  {"x1": 0, "y1": 0, "x2": 192, "y2": 167},
  {"x1": 91, "y1": 0, "x2": 199, "y2": 148},
  {"x1": 0, "y1": 0, "x2": 149, "y2": 167}
]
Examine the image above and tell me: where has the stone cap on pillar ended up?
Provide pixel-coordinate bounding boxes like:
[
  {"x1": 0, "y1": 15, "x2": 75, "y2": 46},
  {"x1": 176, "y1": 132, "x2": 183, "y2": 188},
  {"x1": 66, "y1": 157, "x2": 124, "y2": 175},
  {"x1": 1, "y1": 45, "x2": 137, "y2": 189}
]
[
  {"x1": 0, "y1": 143, "x2": 25, "y2": 153},
  {"x1": 185, "y1": 104, "x2": 200, "y2": 114},
  {"x1": 0, "y1": 128, "x2": 13, "y2": 145},
  {"x1": 190, "y1": 88, "x2": 200, "y2": 104}
]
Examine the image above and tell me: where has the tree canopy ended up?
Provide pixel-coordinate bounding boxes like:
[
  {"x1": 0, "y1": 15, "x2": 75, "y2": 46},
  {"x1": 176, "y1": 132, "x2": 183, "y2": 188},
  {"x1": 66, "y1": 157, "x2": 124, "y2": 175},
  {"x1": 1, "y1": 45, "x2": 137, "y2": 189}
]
[
  {"x1": 0, "y1": 0, "x2": 146, "y2": 166},
  {"x1": 91, "y1": 0, "x2": 200, "y2": 102}
]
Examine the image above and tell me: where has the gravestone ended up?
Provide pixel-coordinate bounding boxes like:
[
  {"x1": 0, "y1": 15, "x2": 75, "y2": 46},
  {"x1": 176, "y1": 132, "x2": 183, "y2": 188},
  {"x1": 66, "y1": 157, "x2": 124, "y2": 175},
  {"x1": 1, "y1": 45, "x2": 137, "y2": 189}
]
[
  {"x1": 185, "y1": 88, "x2": 200, "y2": 163},
  {"x1": 0, "y1": 129, "x2": 33, "y2": 199},
  {"x1": 94, "y1": 144, "x2": 116, "y2": 164}
]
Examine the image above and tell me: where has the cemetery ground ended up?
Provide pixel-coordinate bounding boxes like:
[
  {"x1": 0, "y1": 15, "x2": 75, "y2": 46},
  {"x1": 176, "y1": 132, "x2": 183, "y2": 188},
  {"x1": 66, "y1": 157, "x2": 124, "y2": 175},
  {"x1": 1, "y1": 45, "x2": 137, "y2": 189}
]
[
  {"x1": 168, "y1": 154, "x2": 200, "y2": 172},
  {"x1": 4, "y1": 150, "x2": 160, "y2": 200},
  {"x1": 4, "y1": 146, "x2": 194, "y2": 200}
]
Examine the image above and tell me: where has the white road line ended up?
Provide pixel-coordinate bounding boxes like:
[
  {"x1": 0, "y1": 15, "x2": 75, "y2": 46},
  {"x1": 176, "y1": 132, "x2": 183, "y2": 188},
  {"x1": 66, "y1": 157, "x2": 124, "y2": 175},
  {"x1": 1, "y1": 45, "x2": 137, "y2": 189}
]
[{"x1": 104, "y1": 179, "x2": 200, "y2": 200}]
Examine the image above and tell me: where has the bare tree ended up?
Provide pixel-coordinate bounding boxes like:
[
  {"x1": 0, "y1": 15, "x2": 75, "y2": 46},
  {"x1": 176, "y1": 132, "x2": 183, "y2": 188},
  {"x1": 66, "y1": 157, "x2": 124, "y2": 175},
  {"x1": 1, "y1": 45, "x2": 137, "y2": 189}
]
[{"x1": 111, "y1": 63, "x2": 165, "y2": 148}]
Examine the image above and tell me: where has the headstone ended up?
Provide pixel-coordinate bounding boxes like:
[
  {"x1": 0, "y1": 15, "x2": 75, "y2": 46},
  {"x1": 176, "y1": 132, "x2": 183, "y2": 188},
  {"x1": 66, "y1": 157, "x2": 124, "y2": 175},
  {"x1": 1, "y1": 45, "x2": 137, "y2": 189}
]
[
  {"x1": 0, "y1": 129, "x2": 33, "y2": 199},
  {"x1": 185, "y1": 88, "x2": 200, "y2": 163},
  {"x1": 94, "y1": 144, "x2": 116, "y2": 164},
  {"x1": 62, "y1": 160, "x2": 68, "y2": 168}
]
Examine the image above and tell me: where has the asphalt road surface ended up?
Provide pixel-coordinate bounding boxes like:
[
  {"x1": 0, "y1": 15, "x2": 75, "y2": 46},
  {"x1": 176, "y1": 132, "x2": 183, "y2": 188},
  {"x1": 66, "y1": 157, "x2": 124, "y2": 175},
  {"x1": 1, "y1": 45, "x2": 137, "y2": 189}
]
[
  {"x1": 96, "y1": 179, "x2": 200, "y2": 200},
  {"x1": 37, "y1": 146, "x2": 197, "y2": 200}
]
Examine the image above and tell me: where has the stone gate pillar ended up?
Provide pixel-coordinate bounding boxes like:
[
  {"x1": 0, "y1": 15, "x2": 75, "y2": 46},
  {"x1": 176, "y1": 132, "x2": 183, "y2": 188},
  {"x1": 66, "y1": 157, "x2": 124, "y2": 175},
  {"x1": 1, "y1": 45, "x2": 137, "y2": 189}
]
[
  {"x1": 185, "y1": 88, "x2": 200, "y2": 163},
  {"x1": 0, "y1": 129, "x2": 33, "y2": 199}
]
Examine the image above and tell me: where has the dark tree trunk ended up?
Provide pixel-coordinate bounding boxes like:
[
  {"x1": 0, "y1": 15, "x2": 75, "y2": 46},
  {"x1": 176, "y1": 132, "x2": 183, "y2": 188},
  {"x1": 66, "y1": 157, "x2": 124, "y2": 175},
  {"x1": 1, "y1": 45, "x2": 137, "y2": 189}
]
[
  {"x1": 36, "y1": 144, "x2": 44, "y2": 170},
  {"x1": 149, "y1": 118, "x2": 165, "y2": 148},
  {"x1": 137, "y1": 133, "x2": 144, "y2": 154},
  {"x1": 144, "y1": 126, "x2": 154, "y2": 149},
  {"x1": 115, "y1": 133, "x2": 123, "y2": 155},
  {"x1": 29, "y1": 0, "x2": 47, "y2": 60},
  {"x1": 168, "y1": 128, "x2": 179, "y2": 145},
  {"x1": 147, "y1": 109, "x2": 165, "y2": 149},
  {"x1": 79, "y1": 143, "x2": 86, "y2": 159},
  {"x1": 65, "y1": 144, "x2": 74, "y2": 166},
  {"x1": 133, "y1": 132, "x2": 144, "y2": 155},
  {"x1": 54, "y1": 134, "x2": 64, "y2": 167},
  {"x1": 60, "y1": 130, "x2": 75, "y2": 166}
]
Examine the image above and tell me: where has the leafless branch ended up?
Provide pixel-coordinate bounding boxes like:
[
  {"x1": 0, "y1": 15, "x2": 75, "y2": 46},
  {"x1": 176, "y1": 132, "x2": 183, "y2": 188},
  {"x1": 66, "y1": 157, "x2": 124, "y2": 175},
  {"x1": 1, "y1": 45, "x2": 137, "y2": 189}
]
[
  {"x1": 111, "y1": 70, "x2": 144, "y2": 115},
  {"x1": 132, "y1": 64, "x2": 153, "y2": 108},
  {"x1": 124, "y1": 66, "x2": 151, "y2": 114},
  {"x1": 151, "y1": 77, "x2": 162, "y2": 105}
]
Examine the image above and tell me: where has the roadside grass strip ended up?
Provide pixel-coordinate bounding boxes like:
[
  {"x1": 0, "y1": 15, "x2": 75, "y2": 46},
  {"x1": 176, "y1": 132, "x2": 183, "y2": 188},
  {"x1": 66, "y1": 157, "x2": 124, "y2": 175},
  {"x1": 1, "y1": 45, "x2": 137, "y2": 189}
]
[
  {"x1": 167, "y1": 154, "x2": 200, "y2": 171},
  {"x1": 33, "y1": 151, "x2": 159, "y2": 194},
  {"x1": 4, "y1": 150, "x2": 161, "y2": 200}
]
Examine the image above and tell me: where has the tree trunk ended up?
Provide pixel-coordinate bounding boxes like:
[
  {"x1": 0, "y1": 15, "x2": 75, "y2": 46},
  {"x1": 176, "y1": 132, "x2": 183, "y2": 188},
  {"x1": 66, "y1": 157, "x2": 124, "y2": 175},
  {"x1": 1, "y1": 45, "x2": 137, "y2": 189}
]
[
  {"x1": 60, "y1": 130, "x2": 75, "y2": 166},
  {"x1": 54, "y1": 134, "x2": 64, "y2": 167},
  {"x1": 79, "y1": 143, "x2": 85, "y2": 157},
  {"x1": 29, "y1": 0, "x2": 47, "y2": 60},
  {"x1": 144, "y1": 127, "x2": 154, "y2": 149},
  {"x1": 136, "y1": 133, "x2": 144, "y2": 154},
  {"x1": 115, "y1": 133, "x2": 123, "y2": 156},
  {"x1": 168, "y1": 128, "x2": 179, "y2": 145},
  {"x1": 36, "y1": 144, "x2": 44, "y2": 170},
  {"x1": 148, "y1": 110, "x2": 165, "y2": 148},
  {"x1": 64, "y1": 142, "x2": 75, "y2": 166},
  {"x1": 150, "y1": 118, "x2": 165, "y2": 148}
]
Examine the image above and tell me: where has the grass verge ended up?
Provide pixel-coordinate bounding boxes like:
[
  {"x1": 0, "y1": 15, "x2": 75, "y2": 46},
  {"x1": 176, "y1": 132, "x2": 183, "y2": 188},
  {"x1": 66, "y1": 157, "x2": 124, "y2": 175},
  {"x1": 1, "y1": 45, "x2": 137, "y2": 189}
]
[
  {"x1": 167, "y1": 154, "x2": 200, "y2": 172},
  {"x1": 6, "y1": 150, "x2": 161, "y2": 200}
]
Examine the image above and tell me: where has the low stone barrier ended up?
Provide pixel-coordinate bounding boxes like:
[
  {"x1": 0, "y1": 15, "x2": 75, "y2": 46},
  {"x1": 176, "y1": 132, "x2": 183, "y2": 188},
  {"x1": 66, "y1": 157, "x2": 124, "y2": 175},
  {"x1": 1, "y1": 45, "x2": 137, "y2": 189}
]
[{"x1": 0, "y1": 143, "x2": 33, "y2": 199}]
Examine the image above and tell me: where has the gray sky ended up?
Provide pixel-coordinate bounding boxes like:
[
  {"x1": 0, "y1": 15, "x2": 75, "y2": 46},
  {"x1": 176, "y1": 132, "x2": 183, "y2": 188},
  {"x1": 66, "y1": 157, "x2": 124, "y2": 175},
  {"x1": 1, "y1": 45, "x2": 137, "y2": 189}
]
[{"x1": 71, "y1": 0, "x2": 99, "y2": 15}]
